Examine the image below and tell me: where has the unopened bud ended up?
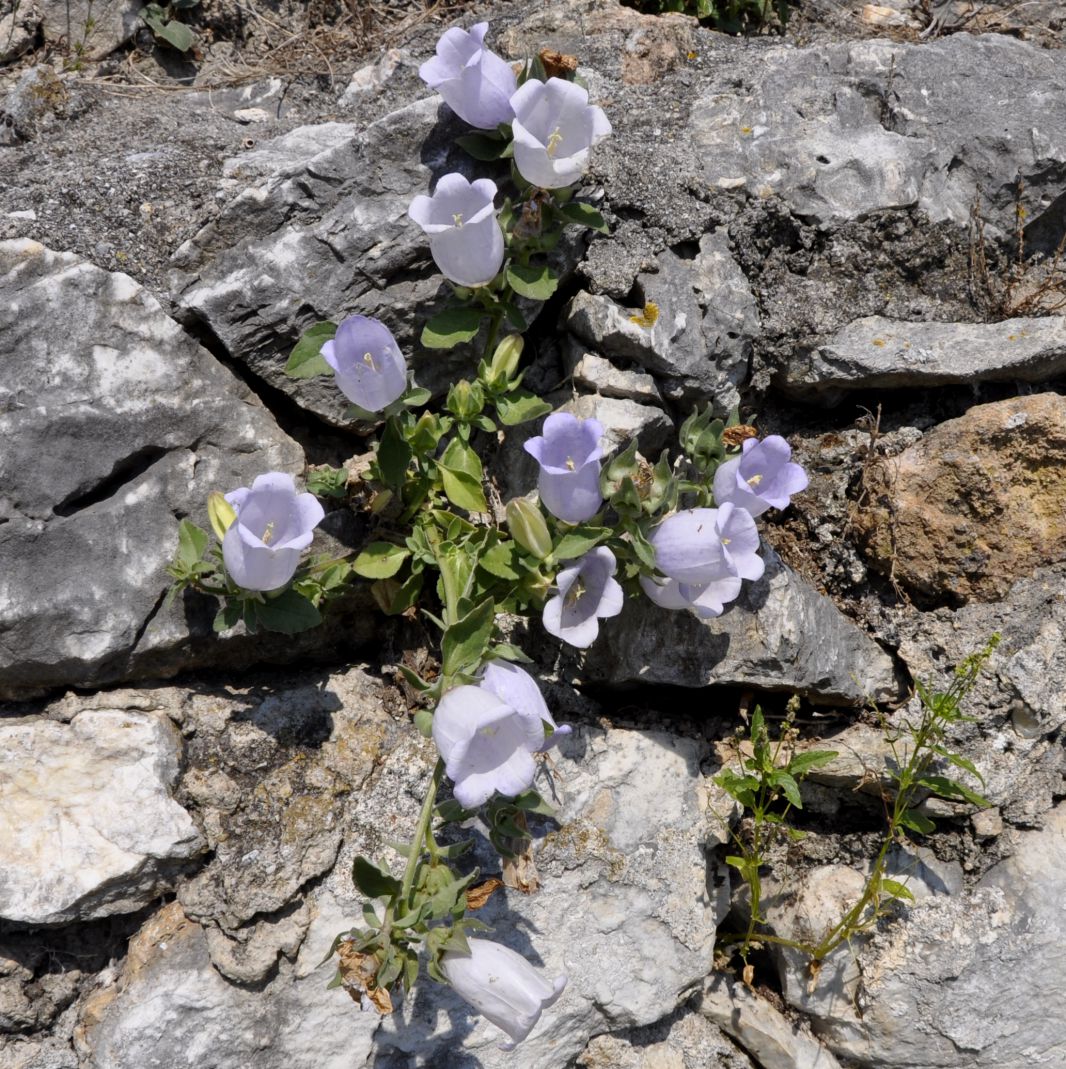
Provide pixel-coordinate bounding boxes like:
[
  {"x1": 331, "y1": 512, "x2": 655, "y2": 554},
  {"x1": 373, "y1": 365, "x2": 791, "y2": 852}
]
[
  {"x1": 447, "y1": 379, "x2": 484, "y2": 421},
  {"x1": 207, "y1": 492, "x2": 237, "y2": 540},
  {"x1": 506, "y1": 497, "x2": 552, "y2": 560},
  {"x1": 488, "y1": 334, "x2": 523, "y2": 387}
]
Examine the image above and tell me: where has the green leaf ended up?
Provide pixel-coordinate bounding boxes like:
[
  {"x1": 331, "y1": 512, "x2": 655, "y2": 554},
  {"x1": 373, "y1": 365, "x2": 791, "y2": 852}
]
[
  {"x1": 306, "y1": 465, "x2": 348, "y2": 499},
  {"x1": 155, "y1": 17, "x2": 196, "y2": 51},
  {"x1": 772, "y1": 771, "x2": 803, "y2": 809},
  {"x1": 442, "y1": 597, "x2": 495, "y2": 675},
  {"x1": 512, "y1": 788, "x2": 556, "y2": 818},
  {"x1": 421, "y1": 308, "x2": 483, "y2": 349},
  {"x1": 285, "y1": 321, "x2": 337, "y2": 378},
  {"x1": 559, "y1": 200, "x2": 609, "y2": 233},
  {"x1": 414, "y1": 708, "x2": 434, "y2": 738},
  {"x1": 899, "y1": 808, "x2": 937, "y2": 836},
  {"x1": 352, "y1": 855, "x2": 400, "y2": 900},
  {"x1": 440, "y1": 468, "x2": 488, "y2": 513},
  {"x1": 176, "y1": 520, "x2": 208, "y2": 570},
  {"x1": 403, "y1": 385, "x2": 432, "y2": 407},
  {"x1": 880, "y1": 878, "x2": 915, "y2": 903},
  {"x1": 918, "y1": 775, "x2": 990, "y2": 809},
  {"x1": 553, "y1": 525, "x2": 611, "y2": 561},
  {"x1": 250, "y1": 589, "x2": 323, "y2": 634},
  {"x1": 456, "y1": 132, "x2": 509, "y2": 161},
  {"x1": 377, "y1": 418, "x2": 412, "y2": 488},
  {"x1": 490, "y1": 642, "x2": 533, "y2": 663},
  {"x1": 353, "y1": 542, "x2": 410, "y2": 580},
  {"x1": 506, "y1": 263, "x2": 558, "y2": 301},
  {"x1": 212, "y1": 600, "x2": 242, "y2": 634},
  {"x1": 495, "y1": 390, "x2": 553, "y2": 426},
  {"x1": 786, "y1": 750, "x2": 838, "y2": 778},
  {"x1": 929, "y1": 745, "x2": 984, "y2": 784},
  {"x1": 371, "y1": 572, "x2": 423, "y2": 616},
  {"x1": 479, "y1": 541, "x2": 520, "y2": 581}
]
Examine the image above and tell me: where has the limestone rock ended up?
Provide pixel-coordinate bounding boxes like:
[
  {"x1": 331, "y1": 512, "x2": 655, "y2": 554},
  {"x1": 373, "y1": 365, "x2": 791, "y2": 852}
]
[
  {"x1": 700, "y1": 975, "x2": 844, "y2": 1069},
  {"x1": 566, "y1": 235, "x2": 757, "y2": 409},
  {"x1": 0, "y1": 2, "x2": 39, "y2": 66},
  {"x1": 39, "y1": 1, "x2": 142, "y2": 59},
  {"x1": 566, "y1": 347, "x2": 663, "y2": 405},
  {"x1": 0, "y1": 239, "x2": 356, "y2": 698},
  {"x1": 690, "y1": 34, "x2": 1066, "y2": 235},
  {"x1": 781, "y1": 806, "x2": 1066, "y2": 1068},
  {"x1": 583, "y1": 544, "x2": 904, "y2": 706},
  {"x1": 895, "y1": 565, "x2": 1066, "y2": 825},
  {"x1": 579, "y1": 1005, "x2": 755, "y2": 1068},
  {"x1": 855, "y1": 393, "x2": 1066, "y2": 603},
  {"x1": 0, "y1": 709, "x2": 201, "y2": 926},
  {"x1": 171, "y1": 98, "x2": 584, "y2": 426},
  {"x1": 779, "y1": 315, "x2": 1066, "y2": 400}
]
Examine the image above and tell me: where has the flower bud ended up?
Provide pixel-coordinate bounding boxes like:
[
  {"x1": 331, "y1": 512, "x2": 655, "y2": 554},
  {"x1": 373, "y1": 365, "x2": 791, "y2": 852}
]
[
  {"x1": 207, "y1": 491, "x2": 237, "y2": 540},
  {"x1": 447, "y1": 379, "x2": 485, "y2": 421},
  {"x1": 506, "y1": 498, "x2": 552, "y2": 560},
  {"x1": 488, "y1": 334, "x2": 523, "y2": 387}
]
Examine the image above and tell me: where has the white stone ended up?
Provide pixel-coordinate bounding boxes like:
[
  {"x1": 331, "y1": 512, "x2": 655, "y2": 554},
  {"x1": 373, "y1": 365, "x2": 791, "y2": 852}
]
[{"x1": 0, "y1": 710, "x2": 202, "y2": 925}]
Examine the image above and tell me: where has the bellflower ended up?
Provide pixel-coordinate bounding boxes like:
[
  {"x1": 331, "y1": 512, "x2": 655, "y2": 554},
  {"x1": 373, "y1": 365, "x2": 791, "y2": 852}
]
[
  {"x1": 523, "y1": 412, "x2": 604, "y2": 524},
  {"x1": 419, "y1": 22, "x2": 517, "y2": 130},
  {"x1": 479, "y1": 660, "x2": 570, "y2": 749},
  {"x1": 642, "y1": 504, "x2": 763, "y2": 618},
  {"x1": 510, "y1": 77, "x2": 612, "y2": 189},
  {"x1": 222, "y1": 473, "x2": 325, "y2": 592},
  {"x1": 442, "y1": 938, "x2": 567, "y2": 1051},
  {"x1": 320, "y1": 315, "x2": 407, "y2": 413},
  {"x1": 713, "y1": 435, "x2": 809, "y2": 518},
  {"x1": 408, "y1": 174, "x2": 505, "y2": 287},
  {"x1": 432, "y1": 685, "x2": 543, "y2": 808},
  {"x1": 542, "y1": 546, "x2": 623, "y2": 648}
]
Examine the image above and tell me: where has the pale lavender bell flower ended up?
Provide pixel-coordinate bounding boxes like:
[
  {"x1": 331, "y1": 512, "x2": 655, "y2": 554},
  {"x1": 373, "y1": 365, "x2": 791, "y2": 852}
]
[
  {"x1": 408, "y1": 174, "x2": 505, "y2": 287},
  {"x1": 642, "y1": 503, "x2": 763, "y2": 618},
  {"x1": 713, "y1": 435, "x2": 809, "y2": 518},
  {"x1": 419, "y1": 22, "x2": 517, "y2": 130},
  {"x1": 432, "y1": 684, "x2": 543, "y2": 808},
  {"x1": 542, "y1": 546, "x2": 623, "y2": 648},
  {"x1": 441, "y1": 938, "x2": 567, "y2": 1051},
  {"x1": 479, "y1": 660, "x2": 570, "y2": 749},
  {"x1": 510, "y1": 77, "x2": 612, "y2": 189},
  {"x1": 321, "y1": 315, "x2": 407, "y2": 413},
  {"x1": 222, "y1": 473, "x2": 325, "y2": 593},
  {"x1": 523, "y1": 412, "x2": 604, "y2": 524}
]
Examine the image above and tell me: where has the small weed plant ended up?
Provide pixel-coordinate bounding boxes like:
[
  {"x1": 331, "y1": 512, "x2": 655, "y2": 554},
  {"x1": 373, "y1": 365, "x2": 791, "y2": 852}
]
[{"x1": 716, "y1": 636, "x2": 999, "y2": 981}]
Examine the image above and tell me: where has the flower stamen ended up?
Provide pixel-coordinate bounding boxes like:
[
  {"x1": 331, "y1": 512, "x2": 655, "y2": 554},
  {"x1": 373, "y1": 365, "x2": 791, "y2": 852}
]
[
  {"x1": 261, "y1": 521, "x2": 276, "y2": 545},
  {"x1": 452, "y1": 212, "x2": 464, "y2": 228},
  {"x1": 545, "y1": 128, "x2": 564, "y2": 157},
  {"x1": 565, "y1": 456, "x2": 576, "y2": 471},
  {"x1": 746, "y1": 473, "x2": 763, "y2": 487},
  {"x1": 363, "y1": 351, "x2": 378, "y2": 372}
]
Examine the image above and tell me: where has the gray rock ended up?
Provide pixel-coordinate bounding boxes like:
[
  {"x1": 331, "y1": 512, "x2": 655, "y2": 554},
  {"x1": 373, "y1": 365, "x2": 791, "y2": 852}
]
[
  {"x1": 171, "y1": 98, "x2": 584, "y2": 426},
  {"x1": 700, "y1": 974, "x2": 844, "y2": 1069},
  {"x1": 0, "y1": 240, "x2": 331, "y2": 697},
  {"x1": 690, "y1": 34, "x2": 1066, "y2": 235},
  {"x1": 566, "y1": 236, "x2": 756, "y2": 409},
  {"x1": 39, "y1": 0, "x2": 141, "y2": 59},
  {"x1": 82, "y1": 666, "x2": 728, "y2": 1068},
  {"x1": 0, "y1": 2, "x2": 38, "y2": 66},
  {"x1": 0, "y1": 65, "x2": 69, "y2": 146},
  {"x1": 0, "y1": 708, "x2": 201, "y2": 926},
  {"x1": 896, "y1": 563, "x2": 1066, "y2": 825},
  {"x1": 566, "y1": 346, "x2": 664, "y2": 405},
  {"x1": 584, "y1": 544, "x2": 904, "y2": 706},
  {"x1": 783, "y1": 806, "x2": 1066, "y2": 1069},
  {"x1": 579, "y1": 1004, "x2": 755, "y2": 1068},
  {"x1": 779, "y1": 315, "x2": 1066, "y2": 400},
  {"x1": 321, "y1": 722, "x2": 728, "y2": 1067}
]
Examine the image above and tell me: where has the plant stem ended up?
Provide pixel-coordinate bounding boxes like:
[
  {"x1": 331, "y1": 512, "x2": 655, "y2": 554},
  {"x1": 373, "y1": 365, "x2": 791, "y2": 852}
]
[{"x1": 399, "y1": 758, "x2": 446, "y2": 906}]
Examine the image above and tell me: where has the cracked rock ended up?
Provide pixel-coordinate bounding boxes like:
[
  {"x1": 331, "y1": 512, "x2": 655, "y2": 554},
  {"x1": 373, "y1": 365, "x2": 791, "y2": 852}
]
[
  {"x1": 0, "y1": 239, "x2": 330, "y2": 698},
  {"x1": 583, "y1": 544, "x2": 905, "y2": 706},
  {"x1": 779, "y1": 315, "x2": 1066, "y2": 401},
  {"x1": 0, "y1": 708, "x2": 201, "y2": 926}
]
